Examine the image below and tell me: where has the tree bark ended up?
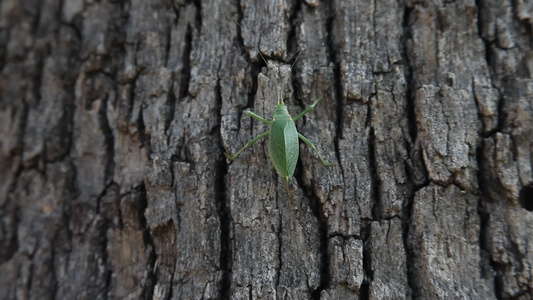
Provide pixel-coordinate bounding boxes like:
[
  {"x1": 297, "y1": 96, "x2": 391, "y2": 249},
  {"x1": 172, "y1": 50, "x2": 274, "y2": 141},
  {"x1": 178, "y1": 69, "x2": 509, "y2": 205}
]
[{"x1": 0, "y1": 0, "x2": 532, "y2": 299}]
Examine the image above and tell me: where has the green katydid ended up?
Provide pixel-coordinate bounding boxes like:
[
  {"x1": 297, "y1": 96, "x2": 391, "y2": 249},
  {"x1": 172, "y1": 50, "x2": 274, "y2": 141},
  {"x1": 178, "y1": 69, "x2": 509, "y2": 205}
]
[{"x1": 225, "y1": 55, "x2": 335, "y2": 184}]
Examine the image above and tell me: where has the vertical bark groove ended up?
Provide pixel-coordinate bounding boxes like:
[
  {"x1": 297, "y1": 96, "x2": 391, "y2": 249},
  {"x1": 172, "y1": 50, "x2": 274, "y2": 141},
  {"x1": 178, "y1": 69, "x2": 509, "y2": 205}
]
[{"x1": 216, "y1": 78, "x2": 232, "y2": 300}]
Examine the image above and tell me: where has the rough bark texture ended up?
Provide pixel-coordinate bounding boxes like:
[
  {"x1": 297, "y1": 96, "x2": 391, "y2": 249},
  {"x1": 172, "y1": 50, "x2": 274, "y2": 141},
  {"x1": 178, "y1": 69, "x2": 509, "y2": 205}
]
[{"x1": 0, "y1": 0, "x2": 532, "y2": 299}]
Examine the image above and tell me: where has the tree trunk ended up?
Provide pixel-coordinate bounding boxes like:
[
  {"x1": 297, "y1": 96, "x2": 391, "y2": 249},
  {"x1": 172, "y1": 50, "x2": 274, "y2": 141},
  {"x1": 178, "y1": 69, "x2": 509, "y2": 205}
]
[{"x1": 1, "y1": 0, "x2": 532, "y2": 299}]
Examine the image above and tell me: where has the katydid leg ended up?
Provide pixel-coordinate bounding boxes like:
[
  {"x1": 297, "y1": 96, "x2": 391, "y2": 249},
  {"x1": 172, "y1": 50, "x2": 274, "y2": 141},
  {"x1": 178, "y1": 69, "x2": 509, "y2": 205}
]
[
  {"x1": 225, "y1": 131, "x2": 270, "y2": 160},
  {"x1": 298, "y1": 133, "x2": 335, "y2": 166},
  {"x1": 293, "y1": 96, "x2": 323, "y2": 121},
  {"x1": 247, "y1": 111, "x2": 272, "y2": 124}
]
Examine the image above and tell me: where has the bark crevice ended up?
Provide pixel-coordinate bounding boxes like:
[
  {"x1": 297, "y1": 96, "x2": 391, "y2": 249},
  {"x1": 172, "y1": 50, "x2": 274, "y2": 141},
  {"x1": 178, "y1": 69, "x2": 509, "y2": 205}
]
[
  {"x1": 216, "y1": 79, "x2": 232, "y2": 300},
  {"x1": 139, "y1": 183, "x2": 157, "y2": 300}
]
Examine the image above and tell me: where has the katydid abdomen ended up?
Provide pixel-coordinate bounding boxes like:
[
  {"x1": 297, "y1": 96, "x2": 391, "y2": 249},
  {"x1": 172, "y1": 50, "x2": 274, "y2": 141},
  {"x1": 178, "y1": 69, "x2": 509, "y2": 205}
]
[{"x1": 269, "y1": 117, "x2": 299, "y2": 182}]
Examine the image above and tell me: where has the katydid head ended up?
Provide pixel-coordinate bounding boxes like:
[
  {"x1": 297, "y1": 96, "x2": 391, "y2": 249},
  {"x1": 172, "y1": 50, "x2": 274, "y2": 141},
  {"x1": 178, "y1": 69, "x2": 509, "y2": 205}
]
[{"x1": 272, "y1": 103, "x2": 291, "y2": 120}]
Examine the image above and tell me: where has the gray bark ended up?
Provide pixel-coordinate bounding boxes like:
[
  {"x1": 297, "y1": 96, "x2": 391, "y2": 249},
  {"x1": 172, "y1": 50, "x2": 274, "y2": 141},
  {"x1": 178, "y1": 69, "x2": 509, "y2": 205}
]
[{"x1": 0, "y1": 0, "x2": 532, "y2": 299}]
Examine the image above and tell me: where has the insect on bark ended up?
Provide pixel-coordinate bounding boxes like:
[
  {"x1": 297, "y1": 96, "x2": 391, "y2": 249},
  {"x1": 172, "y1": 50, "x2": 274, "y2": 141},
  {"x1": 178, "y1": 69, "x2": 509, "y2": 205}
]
[{"x1": 225, "y1": 53, "x2": 335, "y2": 184}]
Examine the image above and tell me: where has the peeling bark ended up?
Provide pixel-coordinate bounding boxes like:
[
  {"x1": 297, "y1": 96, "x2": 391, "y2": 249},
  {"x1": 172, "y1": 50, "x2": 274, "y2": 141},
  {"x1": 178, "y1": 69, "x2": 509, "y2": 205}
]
[{"x1": 1, "y1": 0, "x2": 532, "y2": 299}]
